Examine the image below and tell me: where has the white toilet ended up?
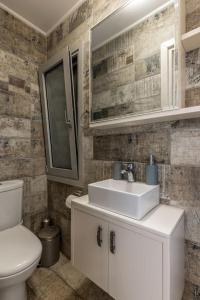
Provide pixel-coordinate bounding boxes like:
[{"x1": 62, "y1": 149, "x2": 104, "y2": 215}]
[{"x1": 0, "y1": 180, "x2": 42, "y2": 300}]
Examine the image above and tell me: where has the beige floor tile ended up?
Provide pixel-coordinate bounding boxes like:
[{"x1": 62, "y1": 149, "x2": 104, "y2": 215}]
[
  {"x1": 51, "y1": 260, "x2": 113, "y2": 299},
  {"x1": 28, "y1": 267, "x2": 52, "y2": 290},
  {"x1": 36, "y1": 274, "x2": 78, "y2": 300},
  {"x1": 52, "y1": 260, "x2": 87, "y2": 291},
  {"x1": 50, "y1": 253, "x2": 69, "y2": 273},
  {"x1": 29, "y1": 253, "x2": 113, "y2": 300}
]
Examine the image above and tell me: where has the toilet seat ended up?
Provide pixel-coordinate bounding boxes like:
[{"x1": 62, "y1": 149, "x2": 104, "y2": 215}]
[{"x1": 0, "y1": 225, "x2": 42, "y2": 278}]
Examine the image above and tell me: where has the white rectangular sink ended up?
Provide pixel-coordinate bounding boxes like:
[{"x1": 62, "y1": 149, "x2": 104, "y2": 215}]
[{"x1": 88, "y1": 179, "x2": 159, "y2": 220}]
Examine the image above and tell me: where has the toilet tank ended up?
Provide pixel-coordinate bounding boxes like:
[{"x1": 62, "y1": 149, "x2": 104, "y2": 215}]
[{"x1": 0, "y1": 180, "x2": 23, "y2": 231}]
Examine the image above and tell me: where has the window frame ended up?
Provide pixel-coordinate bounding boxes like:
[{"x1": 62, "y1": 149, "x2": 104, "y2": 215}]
[{"x1": 39, "y1": 46, "x2": 78, "y2": 180}]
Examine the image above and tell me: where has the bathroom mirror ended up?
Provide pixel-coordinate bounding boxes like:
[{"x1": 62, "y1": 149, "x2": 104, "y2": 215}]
[{"x1": 90, "y1": 0, "x2": 178, "y2": 122}]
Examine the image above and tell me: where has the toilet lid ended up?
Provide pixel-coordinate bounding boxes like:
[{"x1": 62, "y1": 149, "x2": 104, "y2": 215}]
[{"x1": 0, "y1": 225, "x2": 42, "y2": 277}]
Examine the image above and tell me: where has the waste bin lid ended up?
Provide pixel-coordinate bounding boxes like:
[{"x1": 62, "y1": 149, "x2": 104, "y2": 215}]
[{"x1": 38, "y1": 225, "x2": 60, "y2": 241}]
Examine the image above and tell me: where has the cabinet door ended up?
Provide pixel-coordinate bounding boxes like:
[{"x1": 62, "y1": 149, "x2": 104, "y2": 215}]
[
  {"x1": 109, "y1": 224, "x2": 163, "y2": 300},
  {"x1": 72, "y1": 209, "x2": 109, "y2": 291}
]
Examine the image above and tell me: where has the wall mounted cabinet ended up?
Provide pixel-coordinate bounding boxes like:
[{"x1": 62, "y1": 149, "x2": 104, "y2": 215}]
[
  {"x1": 72, "y1": 209, "x2": 109, "y2": 291},
  {"x1": 71, "y1": 196, "x2": 185, "y2": 300},
  {"x1": 89, "y1": 0, "x2": 200, "y2": 130}
]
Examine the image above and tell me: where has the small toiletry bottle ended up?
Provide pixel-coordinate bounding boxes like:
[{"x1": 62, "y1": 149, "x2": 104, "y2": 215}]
[
  {"x1": 146, "y1": 155, "x2": 158, "y2": 185},
  {"x1": 112, "y1": 161, "x2": 122, "y2": 180}
]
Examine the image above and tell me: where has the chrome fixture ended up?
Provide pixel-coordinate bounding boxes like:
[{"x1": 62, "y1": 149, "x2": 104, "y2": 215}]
[{"x1": 121, "y1": 163, "x2": 135, "y2": 182}]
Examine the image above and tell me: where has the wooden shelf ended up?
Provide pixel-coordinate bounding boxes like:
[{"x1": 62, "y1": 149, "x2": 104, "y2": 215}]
[
  {"x1": 182, "y1": 27, "x2": 200, "y2": 52},
  {"x1": 89, "y1": 106, "x2": 200, "y2": 130}
]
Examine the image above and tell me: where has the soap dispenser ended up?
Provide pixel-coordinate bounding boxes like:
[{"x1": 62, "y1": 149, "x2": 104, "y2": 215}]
[
  {"x1": 146, "y1": 154, "x2": 158, "y2": 185},
  {"x1": 112, "y1": 161, "x2": 122, "y2": 180}
]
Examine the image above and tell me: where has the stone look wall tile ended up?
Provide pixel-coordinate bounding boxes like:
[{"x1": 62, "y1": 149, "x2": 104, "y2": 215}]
[
  {"x1": 31, "y1": 87, "x2": 43, "y2": 121},
  {"x1": 23, "y1": 210, "x2": 48, "y2": 234},
  {"x1": 0, "y1": 159, "x2": 32, "y2": 179},
  {"x1": 32, "y1": 158, "x2": 46, "y2": 176},
  {"x1": 0, "y1": 138, "x2": 31, "y2": 158},
  {"x1": 30, "y1": 175, "x2": 47, "y2": 194},
  {"x1": 171, "y1": 120, "x2": 200, "y2": 166},
  {"x1": 31, "y1": 139, "x2": 45, "y2": 158},
  {"x1": 183, "y1": 280, "x2": 200, "y2": 300},
  {"x1": 186, "y1": 87, "x2": 200, "y2": 107},
  {"x1": 0, "y1": 117, "x2": 31, "y2": 138},
  {"x1": 48, "y1": 182, "x2": 72, "y2": 218},
  {"x1": 186, "y1": 48, "x2": 200, "y2": 90},
  {"x1": 0, "y1": 6, "x2": 47, "y2": 232},
  {"x1": 47, "y1": 1, "x2": 92, "y2": 58},
  {"x1": 85, "y1": 160, "x2": 113, "y2": 184},
  {"x1": 4, "y1": 92, "x2": 32, "y2": 119},
  {"x1": 0, "y1": 9, "x2": 46, "y2": 64},
  {"x1": 94, "y1": 129, "x2": 170, "y2": 164},
  {"x1": 93, "y1": 46, "x2": 135, "y2": 76},
  {"x1": 135, "y1": 53, "x2": 160, "y2": 81},
  {"x1": 185, "y1": 240, "x2": 200, "y2": 286},
  {"x1": 69, "y1": 0, "x2": 92, "y2": 33},
  {"x1": 46, "y1": 0, "x2": 200, "y2": 298},
  {"x1": 48, "y1": 181, "x2": 85, "y2": 258},
  {"x1": 31, "y1": 121, "x2": 44, "y2": 140},
  {"x1": 186, "y1": 0, "x2": 200, "y2": 32},
  {"x1": 26, "y1": 192, "x2": 47, "y2": 214},
  {"x1": 162, "y1": 163, "x2": 200, "y2": 244},
  {"x1": 92, "y1": 64, "x2": 135, "y2": 95},
  {"x1": 9, "y1": 75, "x2": 25, "y2": 89}
]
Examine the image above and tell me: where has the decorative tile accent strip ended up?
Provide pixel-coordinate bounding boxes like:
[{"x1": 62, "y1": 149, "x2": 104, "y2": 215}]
[{"x1": 9, "y1": 75, "x2": 25, "y2": 89}]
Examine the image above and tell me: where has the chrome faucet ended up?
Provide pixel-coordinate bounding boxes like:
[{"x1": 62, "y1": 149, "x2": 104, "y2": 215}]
[{"x1": 121, "y1": 163, "x2": 135, "y2": 182}]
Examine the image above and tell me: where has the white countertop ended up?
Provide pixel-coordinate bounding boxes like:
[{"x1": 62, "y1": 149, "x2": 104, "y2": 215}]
[{"x1": 71, "y1": 195, "x2": 184, "y2": 238}]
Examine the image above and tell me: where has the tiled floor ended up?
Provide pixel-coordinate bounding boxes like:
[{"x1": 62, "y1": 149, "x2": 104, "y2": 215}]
[{"x1": 27, "y1": 254, "x2": 113, "y2": 300}]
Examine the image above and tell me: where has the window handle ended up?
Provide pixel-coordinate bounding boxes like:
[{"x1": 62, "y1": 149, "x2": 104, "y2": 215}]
[
  {"x1": 110, "y1": 231, "x2": 116, "y2": 254},
  {"x1": 64, "y1": 110, "x2": 72, "y2": 127},
  {"x1": 97, "y1": 226, "x2": 103, "y2": 247}
]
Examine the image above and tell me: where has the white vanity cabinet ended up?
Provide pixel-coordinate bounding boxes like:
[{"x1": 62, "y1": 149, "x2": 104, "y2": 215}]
[
  {"x1": 72, "y1": 209, "x2": 109, "y2": 291},
  {"x1": 108, "y1": 223, "x2": 163, "y2": 300},
  {"x1": 71, "y1": 196, "x2": 185, "y2": 300}
]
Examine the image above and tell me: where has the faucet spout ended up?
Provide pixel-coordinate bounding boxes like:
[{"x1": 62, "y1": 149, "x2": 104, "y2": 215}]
[
  {"x1": 127, "y1": 170, "x2": 134, "y2": 182},
  {"x1": 121, "y1": 163, "x2": 135, "y2": 182}
]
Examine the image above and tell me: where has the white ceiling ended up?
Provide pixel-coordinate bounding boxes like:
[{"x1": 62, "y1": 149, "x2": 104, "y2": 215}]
[{"x1": 0, "y1": 0, "x2": 82, "y2": 35}]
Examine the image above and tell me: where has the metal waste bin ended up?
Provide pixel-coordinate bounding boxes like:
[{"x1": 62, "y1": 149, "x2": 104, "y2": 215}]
[{"x1": 38, "y1": 219, "x2": 60, "y2": 267}]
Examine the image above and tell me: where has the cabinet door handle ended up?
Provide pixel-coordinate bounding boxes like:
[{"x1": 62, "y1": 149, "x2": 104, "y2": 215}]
[
  {"x1": 97, "y1": 226, "x2": 103, "y2": 247},
  {"x1": 110, "y1": 231, "x2": 116, "y2": 254}
]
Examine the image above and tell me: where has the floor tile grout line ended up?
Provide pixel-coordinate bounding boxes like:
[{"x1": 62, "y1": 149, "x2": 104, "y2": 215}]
[{"x1": 50, "y1": 268, "x2": 84, "y2": 300}]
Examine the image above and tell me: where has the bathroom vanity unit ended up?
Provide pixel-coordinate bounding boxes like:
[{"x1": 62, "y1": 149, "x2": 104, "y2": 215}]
[{"x1": 71, "y1": 196, "x2": 184, "y2": 300}]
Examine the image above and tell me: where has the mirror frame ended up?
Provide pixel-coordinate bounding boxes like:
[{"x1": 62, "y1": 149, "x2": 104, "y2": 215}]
[{"x1": 88, "y1": 0, "x2": 200, "y2": 129}]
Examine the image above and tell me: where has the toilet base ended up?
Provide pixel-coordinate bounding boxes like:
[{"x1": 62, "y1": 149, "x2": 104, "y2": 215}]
[{"x1": 0, "y1": 282, "x2": 27, "y2": 300}]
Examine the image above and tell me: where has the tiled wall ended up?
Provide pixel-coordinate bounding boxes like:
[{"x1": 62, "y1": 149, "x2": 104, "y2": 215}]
[
  {"x1": 185, "y1": 0, "x2": 200, "y2": 108},
  {"x1": 46, "y1": 0, "x2": 200, "y2": 298},
  {"x1": 0, "y1": 9, "x2": 47, "y2": 232},
  {"x1": 186, "y1": 48, "x2": 200, "y2": 107},
  {"x1": 47, "y1": 0, "x2": 94, "y2": 258},
  {"x1": 186, "y1": 0, "x2": 200, "y2": 32},
  {"x1": 2, "y1": 1, "x2": 200, "y2": 298}
]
